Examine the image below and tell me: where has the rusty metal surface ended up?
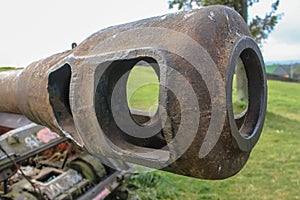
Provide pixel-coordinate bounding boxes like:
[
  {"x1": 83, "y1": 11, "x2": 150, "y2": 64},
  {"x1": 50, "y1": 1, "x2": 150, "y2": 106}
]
[{"x1": 0, "y1": 5, "x2": 267, "y2": 180}]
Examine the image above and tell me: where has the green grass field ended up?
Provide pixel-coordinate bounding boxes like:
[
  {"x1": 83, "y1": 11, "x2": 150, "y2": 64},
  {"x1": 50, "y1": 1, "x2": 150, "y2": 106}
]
[
  {"x1": 127, "y1": 66, "x2": 159, "y2": 112},
  {"x1": 127, "y1": 66, "x2": 300, "y2": 200}
]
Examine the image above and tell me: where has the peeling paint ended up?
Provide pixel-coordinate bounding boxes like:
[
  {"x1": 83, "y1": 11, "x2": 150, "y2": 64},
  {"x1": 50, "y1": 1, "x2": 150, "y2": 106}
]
[
  {"x1": 208, "y1": 11, "x2": 216, "y2": 22},
  {"x1": 160, "y1": 15, "x2": 166, "y2": 20},
  {"x1": 183, "y1": 11, "x2": 194, "y2": 20}
]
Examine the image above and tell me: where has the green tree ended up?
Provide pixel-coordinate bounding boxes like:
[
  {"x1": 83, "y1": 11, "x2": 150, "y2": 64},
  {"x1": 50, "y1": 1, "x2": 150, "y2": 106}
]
[{"x1": 169, "y1": 0, "x2": 281, "y2": 106}]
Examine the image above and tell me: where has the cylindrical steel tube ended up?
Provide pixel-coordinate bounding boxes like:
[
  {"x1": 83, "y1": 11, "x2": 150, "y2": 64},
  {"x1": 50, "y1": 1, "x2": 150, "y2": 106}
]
[
  {"x1": 0, "y1": 70, "x2": 22, "y2": 113},
  {"x1": 0, "y1": 5, "x2": 267, "y2": 180},
  {"x1": 66, "y1": 5, "x2": 266, "y2": 179}
]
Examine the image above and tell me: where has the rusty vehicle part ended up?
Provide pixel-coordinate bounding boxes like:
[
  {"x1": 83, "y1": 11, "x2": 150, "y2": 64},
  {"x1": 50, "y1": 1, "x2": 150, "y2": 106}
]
[
  {"x1": 0, "y1": 118, "x2": 128, "y2": 199},
  {"x1": 0, "y1": 124, "x2": 67, "y2": 174},
  {"x1": 0, "y1": 5, "x2": 267, "y2": 180}
]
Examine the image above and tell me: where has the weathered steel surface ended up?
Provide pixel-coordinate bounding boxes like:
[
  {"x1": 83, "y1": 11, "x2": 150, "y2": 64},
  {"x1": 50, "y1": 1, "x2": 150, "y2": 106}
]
[{"x1": 0, "y1": 5, "x2": 267, "y2": 179}]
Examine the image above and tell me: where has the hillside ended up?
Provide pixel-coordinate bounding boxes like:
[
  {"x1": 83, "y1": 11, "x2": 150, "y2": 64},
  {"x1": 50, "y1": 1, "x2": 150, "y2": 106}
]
[
  {"x1": 0, "y1": 67, "x2": 22, "y2": 72},
  {"x1": 265, "y1": 63, "x2": 300, "y2": 80}
]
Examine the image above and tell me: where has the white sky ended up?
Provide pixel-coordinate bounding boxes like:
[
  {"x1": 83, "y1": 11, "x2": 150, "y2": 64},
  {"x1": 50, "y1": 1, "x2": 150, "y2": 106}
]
[{"x1": 0, "y1": 0, "x2": 299, "y2": 67}]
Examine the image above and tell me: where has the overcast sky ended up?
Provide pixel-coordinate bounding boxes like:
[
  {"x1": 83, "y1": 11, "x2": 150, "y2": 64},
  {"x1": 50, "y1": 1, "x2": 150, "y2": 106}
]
[{"x1": 0, "y1": 0, "x2": 299, "y2": 67}]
